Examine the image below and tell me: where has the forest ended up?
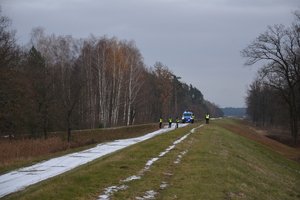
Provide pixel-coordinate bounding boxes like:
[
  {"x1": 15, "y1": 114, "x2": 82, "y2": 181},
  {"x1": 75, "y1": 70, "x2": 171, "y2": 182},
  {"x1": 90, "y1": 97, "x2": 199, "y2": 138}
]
[
  {"x1": 0, "y1": 9, "x2": 223, "y2": 140},
  {"x1": 242, "y1": 10, "x2": 300, "y2": 144},
  {"x1": 221, "y1": 107, "x2": 246, "y2": 117}
]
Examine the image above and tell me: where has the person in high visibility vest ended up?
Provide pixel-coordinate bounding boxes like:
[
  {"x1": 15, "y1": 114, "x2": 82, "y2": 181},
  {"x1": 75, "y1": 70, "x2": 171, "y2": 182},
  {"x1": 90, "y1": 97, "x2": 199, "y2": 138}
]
[
  {"x1": 159, "y1": 117, "x2": 163, "y2": 128},
  {"x1": 205, "y1": 113, "x2": 210, "y2": 124},
  {"x1": 191, "y1": 115, "x2": 195, "y2": 124},
  {"x1": 168, "y1": 117, "x2": 172, "y2": 128},
  {"x1": 175, "y1": 117, "x2": 179, "y2": 128}
]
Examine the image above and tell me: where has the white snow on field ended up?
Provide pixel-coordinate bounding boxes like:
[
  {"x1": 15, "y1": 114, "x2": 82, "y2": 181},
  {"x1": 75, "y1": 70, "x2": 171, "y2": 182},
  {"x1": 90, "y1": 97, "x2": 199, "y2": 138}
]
[
  {"x1": 98, "y1": 131, "x2": 192, "y2": 200},
  {"x1": 0, "y1": 123, "x2": 189, "y2": 198},
  {"x1": 135, "y1": 190, "x2": 158, "y2": 200},
  {"x1": 174, "y1": 150, "x2": 188, "y2": 164},
  {"x1": 98, "y1": 124, "x2": 205, "y2": 200}
]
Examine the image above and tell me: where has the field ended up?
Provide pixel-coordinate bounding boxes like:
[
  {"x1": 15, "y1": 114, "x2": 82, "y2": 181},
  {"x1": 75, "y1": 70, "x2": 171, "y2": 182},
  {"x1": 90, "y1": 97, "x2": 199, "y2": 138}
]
[{"x1": 1, "y1": 118, "x2": 300, "y2": 199}]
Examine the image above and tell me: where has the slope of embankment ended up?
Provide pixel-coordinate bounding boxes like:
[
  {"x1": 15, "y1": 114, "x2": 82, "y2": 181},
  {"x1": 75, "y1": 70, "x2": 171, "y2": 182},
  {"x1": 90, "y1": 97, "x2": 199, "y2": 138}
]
[{"x1": 3, "y1": 118, "x2": 300, "y2": 200}]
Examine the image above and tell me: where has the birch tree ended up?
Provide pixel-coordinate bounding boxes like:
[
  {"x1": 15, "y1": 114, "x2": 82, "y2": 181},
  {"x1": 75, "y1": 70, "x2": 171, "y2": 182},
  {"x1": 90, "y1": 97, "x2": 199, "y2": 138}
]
[
  {"x1": 94, "y1": 37, "x2": 110, "y2": 127},
  {"x1": 53, "y1": 35, "x2": 83, "y2": 141},
  {"x1": 106, "y1": 38, "x2": 125, "y2": 126},
  {"x1": 120, "y1": 40, "x2": 145, "y2": 125}
]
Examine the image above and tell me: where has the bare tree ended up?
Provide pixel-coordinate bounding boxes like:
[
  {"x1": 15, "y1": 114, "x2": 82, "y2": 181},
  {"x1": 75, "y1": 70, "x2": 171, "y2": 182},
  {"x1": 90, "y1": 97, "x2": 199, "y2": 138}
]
[
  {"x1": 245, "y1": 79, "x2": 279, "y2": 126},
  {"x1": 25, "y1": 46, "x2": 54, "y2": 138},
  {"x1": 151, "y1": 62, "x2": 173, "y2": 119},
  {"x1": 0, "y1": 7, "x2": 24, "y2": 136},
  {"x1": 0, "y1": 8, "x2": 225, "y2": 139},
  {"x1": 93, "y1": 37, "x2": 110, "y2": 128},
  {"x1": 241, "y1": 15, "x2": 300, "y2": 143},
  {"x1": 53, "y1": 35, "x2": 83, "y2": 141},
  {"x1": 121, "y1": 40, "x2": 145, "y2": 125}
]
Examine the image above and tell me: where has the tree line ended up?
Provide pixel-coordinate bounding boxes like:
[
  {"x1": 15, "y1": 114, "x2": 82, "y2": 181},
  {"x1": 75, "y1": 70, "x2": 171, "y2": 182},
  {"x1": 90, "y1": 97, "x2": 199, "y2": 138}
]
[
  {"x1": 221, "y1": 107, "x2": 246, "y2": 117},
  {"x1": 0, "y1": 9, "x2": 223, "y2": 140},
  {"x1": 241, "y1": 10, "x2": 300, "y2": 144}
]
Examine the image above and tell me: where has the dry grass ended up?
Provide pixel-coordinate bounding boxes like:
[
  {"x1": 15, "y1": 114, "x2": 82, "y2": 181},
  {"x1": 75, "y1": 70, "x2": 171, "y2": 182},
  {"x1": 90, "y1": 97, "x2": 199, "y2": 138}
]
[
  {"x1": 219, "y1": 118, "x2": 300, "y2": 164},
  {"x1": 0, "y1": 123, "x2": 159, "y2": 168},
  {"x1": 244, "y1": 121, "x2": 298, "y2": 147},
  {"x1": 0, "y1": 138, "x2": 81, "y2": 166}
]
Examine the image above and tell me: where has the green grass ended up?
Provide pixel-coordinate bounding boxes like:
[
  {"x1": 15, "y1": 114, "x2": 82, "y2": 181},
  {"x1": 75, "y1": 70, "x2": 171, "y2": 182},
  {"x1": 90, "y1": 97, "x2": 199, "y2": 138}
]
[{"x1": 3, "y1": 119, "x2": 300, "y2": 199}]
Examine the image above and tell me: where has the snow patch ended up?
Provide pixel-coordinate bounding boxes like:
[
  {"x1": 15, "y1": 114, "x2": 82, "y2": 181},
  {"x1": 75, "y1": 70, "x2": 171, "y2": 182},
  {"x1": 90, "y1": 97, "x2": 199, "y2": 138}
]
[
  {"x1": 98, "y1": 185, "x2": 129, "y2": 200},
  {"x1": 174, "y1": 150, "x2": 188, "y2": 164},
  {"x1": 160, "y1": 181, "x2": 168, "y2": 189},
  {"x1": 0, "y1": 124, "x2": 189, "y2": 198},
  {"x1": 0, "y1": 123, "x2": 208, "y2": 199},
  {"x1": 98, "y1": 129, "x2": 194, "y2": 199},
  {"x1": 135, "y1": 190, "x2": 158, "y2": 199},
  {"x1": 122, "y1": 175, "x2": 141, "y2": 182}
]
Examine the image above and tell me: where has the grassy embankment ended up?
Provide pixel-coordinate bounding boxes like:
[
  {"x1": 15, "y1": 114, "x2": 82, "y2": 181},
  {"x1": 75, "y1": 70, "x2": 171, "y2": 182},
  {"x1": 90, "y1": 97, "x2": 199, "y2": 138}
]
[{"x1": 3, "y1": 118, "x2": 300, "y2": 200}]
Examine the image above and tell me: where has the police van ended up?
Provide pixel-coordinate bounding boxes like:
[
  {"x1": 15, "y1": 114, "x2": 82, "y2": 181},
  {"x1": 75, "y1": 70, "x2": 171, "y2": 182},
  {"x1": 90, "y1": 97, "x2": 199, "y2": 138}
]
[{"x1": 182, "y1": 111, "x2": 194, "y2": 123}]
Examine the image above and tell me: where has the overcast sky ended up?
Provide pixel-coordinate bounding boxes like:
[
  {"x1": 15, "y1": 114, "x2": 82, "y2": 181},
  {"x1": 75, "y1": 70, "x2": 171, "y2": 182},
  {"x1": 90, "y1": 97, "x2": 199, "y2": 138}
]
[{"x1": 2, "y1": 0, "x2": 299, "y2": 108}]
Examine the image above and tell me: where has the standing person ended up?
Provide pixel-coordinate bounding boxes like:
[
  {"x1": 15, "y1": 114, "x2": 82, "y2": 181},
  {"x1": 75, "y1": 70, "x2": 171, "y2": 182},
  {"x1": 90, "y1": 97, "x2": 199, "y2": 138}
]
[
  {"x1": 205, "y1": 113, "x2": 210, "y2": 124},
  {"x1": 175, "y1": 117, "x2": 179, "y2": 128},
  {"x1": 168, "y1": 117, "x2": 172, "y2": 128},
  {"x1": 191, "y1": 115, "x2": 195, "y2": 124},
  {"x1": 159, "y1": 117, "x2": 163, "y2": 128}
]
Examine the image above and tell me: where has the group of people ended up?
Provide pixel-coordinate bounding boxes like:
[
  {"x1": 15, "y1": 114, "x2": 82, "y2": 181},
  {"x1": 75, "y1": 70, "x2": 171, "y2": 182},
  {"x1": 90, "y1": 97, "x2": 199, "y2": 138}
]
[
  {"x1": 159, "y1": 117, "x2": 180, "y2": 129},
  {"x1": 158, "y1": 113, "x2": 210, "y2": 128}
]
